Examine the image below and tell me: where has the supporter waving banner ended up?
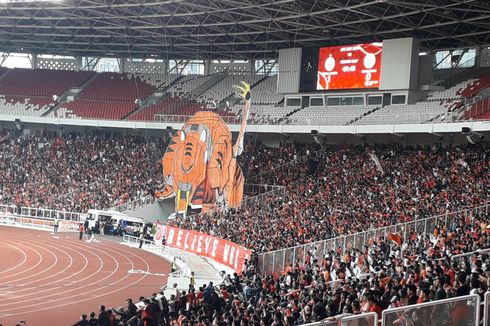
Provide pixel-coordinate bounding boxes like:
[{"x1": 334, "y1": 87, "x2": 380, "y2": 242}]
[{"x1": 154, "y1": 224, "x2": 251, "y2": 273}]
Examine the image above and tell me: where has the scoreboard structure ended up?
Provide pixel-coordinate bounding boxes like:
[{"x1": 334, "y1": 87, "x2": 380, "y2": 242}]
[{"x1": 278, "y1": 37, "x2": 421, "y2": 95}]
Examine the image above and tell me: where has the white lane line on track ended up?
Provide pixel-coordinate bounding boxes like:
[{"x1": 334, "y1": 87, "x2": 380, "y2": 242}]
[
  {"x1": 0, "y1": 237, "x2": 62, "y2": 288},
  {"x1": 128, "y1": 269, "x2": 166, "y2": 276},
  {"x1": 0, "y1": 237, "x2": 99, "y2": 307},
  {"x1": 1, "y1": 240, "x2": 129, "y2": 316},
  {"x1": 0, "y1": 236, "x2": 125, "y2": 311},
  {"x1": 0, "y1": 237, "x2": 76, "y2": 296},
  {"x1": 0, "y1": 243, "x2": 43, "y2": 283},
  {"x1": 0, "y1": 232, "x2": 163, "y2": 317},
  {"x1": 0, "y1": 243, "x2": 27, "y2": 276}
]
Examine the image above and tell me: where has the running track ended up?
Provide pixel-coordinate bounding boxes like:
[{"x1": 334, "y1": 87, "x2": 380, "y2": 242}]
[{"x1": 0, "y1": 226, "x2": 170, "y2": 326}]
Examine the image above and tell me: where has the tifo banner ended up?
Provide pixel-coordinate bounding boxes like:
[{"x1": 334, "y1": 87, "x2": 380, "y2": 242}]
[{"x1": 154, "y1": 224, "x2": 251, "y2": 273}]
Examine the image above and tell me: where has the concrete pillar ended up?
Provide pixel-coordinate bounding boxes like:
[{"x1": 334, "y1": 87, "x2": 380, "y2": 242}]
[
  {"x1": 204, "y1": 60, "x2": 212, "y2": 75},
  {"x1": 75, "y1": 57, "x2": 82, "y2": 71},
  {"x1": 249, "y1": 59, "x2": 256, "y2": 75},
  {"x1": 30, "y1": 54, "x2": 38, "y2": 69},
  {"x1": 119, "y1": 58, "x2": 127, "y2": 73},
  {"x1": 164, "y1": 59, "x2": 170, "y2": 75}
]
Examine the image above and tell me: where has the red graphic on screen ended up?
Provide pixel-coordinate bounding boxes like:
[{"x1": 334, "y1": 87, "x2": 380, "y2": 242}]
[{"x1": 317, "y1": 42, "x2": 383, "y2": 90}]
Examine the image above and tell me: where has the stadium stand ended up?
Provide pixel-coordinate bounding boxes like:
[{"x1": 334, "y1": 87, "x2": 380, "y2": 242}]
[
  {"x1": 289, "y1": 105, "x2": 377, "y2": 125},
  {"x1": 355, "y1": 102, "x2": 449, "y2": 125},
  {"x1": 79, "y1": 72, "x2": 156, "y2": 101},
  {"x1": 463, "y1": 97, "x2": 490, "y2": 121},
  {"x1": 127, "y1": 96, "x2": 180, "y2": 121},
  {"x1": 56, "y1": 99, "x2": 137, "y2": 120},
  {"x1": 0, "y1": 131, "x2": 167, "y2": 212},
  {"x1": 168, "y1": 75, "x2": 216, "y2": 97},
  {"x1": 0, "y1": 68, "x2": 95, "y2": 97},
  {"x1": 196, "y1": 74, "x2": 263, "y2": 107},
  {"x1": 0, "y1": 66, "x2": 488, "y2": 124},
  {"x1": 249, "y1": 75, "x2": 283, "y2": 105},
  {"x1": 77, "y1": 207, "x2": 490, "y2": 326},
  {"x1": 171, "y1": 142, "x2": 489, "y2": 252},
  {"x1": 0, "y1": 95, "x2": 53, "y2": 116},
  {"x1": 66, "y1": 140, "x2": 489, "y2": 326},
  {"x1": 135, "y1": 73, "x2": 181, "y2": 89}
]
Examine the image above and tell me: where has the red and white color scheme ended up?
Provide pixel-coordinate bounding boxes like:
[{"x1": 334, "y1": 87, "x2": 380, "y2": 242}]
[
  {"x1": 155, "y1": 224, "x2": 251, "y2": 273},
  {"x1": 317, "y1": 42, "x2": 383, "y2": 90}
]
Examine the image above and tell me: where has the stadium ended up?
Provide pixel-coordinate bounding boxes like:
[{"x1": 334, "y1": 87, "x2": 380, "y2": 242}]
[{"x1": 0, "y1": 0, "x2": 489, "y2": 325}]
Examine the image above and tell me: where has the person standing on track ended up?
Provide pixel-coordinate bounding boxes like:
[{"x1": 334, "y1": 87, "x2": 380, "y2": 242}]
[
  {"x1": 53, "y1": 218, "x2": 59, "y2": 234},
  {"x1": 79, "y1": 223, "x2": 85, "y2": 240},
  {"x1": 171, "y1": 258, "x2": 177, "y2": 273},
  {"x1": 139, "y1": 232, "x2": 144, "y2": 249}
]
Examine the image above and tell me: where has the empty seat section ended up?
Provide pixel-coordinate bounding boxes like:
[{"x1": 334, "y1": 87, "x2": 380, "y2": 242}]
[
  {"x1": 0, "y1": 68, "x2": 95, "y2": 96},
  {"x1": 0, "y1": 95, "x2": 53, "y2": 116},
  {"x1": 80, "y1": 72, "x2": 155, "y2": 101},
  {"x1": 58, "y1": 99, "x2": 136, "y2": 119}
]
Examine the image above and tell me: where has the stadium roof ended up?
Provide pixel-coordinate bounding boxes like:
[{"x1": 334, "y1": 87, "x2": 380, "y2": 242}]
[{"x1": 0, "y1": 0, "x2": 489, "y2": 60}]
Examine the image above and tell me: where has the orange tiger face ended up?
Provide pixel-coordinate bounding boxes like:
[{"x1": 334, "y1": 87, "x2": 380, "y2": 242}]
[{"x1": 159, "y1": 111, "x2": 243, "y2": 215}]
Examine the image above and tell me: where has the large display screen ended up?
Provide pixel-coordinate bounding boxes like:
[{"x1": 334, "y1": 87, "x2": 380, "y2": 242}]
[{"x1": 317, "y1": 42, "x2": 383, "y2": 90}]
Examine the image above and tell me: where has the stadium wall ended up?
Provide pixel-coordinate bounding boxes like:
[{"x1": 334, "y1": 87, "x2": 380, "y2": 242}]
[
  {"x1": 379, "y1": 37, "x2": 420, "y2": 91},
  {"x1": 277, "y1": 48, "x2": 302, "y2": 93}
]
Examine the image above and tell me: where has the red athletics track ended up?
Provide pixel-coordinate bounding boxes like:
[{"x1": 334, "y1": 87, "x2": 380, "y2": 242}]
[{"x1": 0, "y1": 226, "x2": 170, "y2": 326}]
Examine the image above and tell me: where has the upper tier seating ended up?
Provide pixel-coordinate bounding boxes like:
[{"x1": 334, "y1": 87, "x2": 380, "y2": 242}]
[
  {"x1": 80, "y1": 72, "x2": 156, "y2": 101},
  {"x1": 0, "y1": 69, "x2": 95, "y2": 97},
  {"x1": 196, "y1": 74, "x2": 263, "y2": 106},
  {"x1": 288, "y1": 105, "x2": 375, "y2": 125},
  {"x1": 463, "y1": 98, "x2": 490, "y2": 120},
  {"x1": 356, "y1": 101, "x2": 451, "y2": 124},
  {"x1": 56, "y1": 99, "x2": 136, "y2": 120},
  {"x1": 427, "y1": 79, "x2": 479, "y2": 100},
  {"x1": 250, "y1": 75, "x2": 283, "y2": 104},
  {"x1": 459, "y1": 71, "x2": 490, "y2": 98},
  {"x1": 167, "y1": 75, "x2": 215, "y2": 97},
  {"x1": 135, "y1": 73, "x2": 180, "y2": 89},
  {"x1": 0, "y1": 95, "x2": 53, "y2": 116},
  {"x1": 128, "y1": 97, "x2": 180, "y2": 121}
]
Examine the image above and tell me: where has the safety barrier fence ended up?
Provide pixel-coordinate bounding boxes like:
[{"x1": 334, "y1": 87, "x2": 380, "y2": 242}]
[
  {"x1": 0, "y1": 214, "x2": 80, "y2": 232},
  {"x1": 154, "y1": 99, "x2": 490, "y2": 126},
  {"x1": 257, "y1": 203, "x2": 490, "y2": 276},
  {"x1": 302, "y1": 312, "x2": 377, "y2": 326},
  {"x1": 485, "y1": 292, "x2": 490, "y2": 326},
  {"x1": 302, "y1": 295, "x2": 482, "y2": 326},
  {"x1": 0, "y1": 204, "x2": 83, "y2": 221},
  {"x1": 123, "y1": 234, "x2": 190, "y2": 277},
  {"x1": 122, "y1": 235, "x2": 224, "y2": 291},
  {"x1": 111, "y1": 194, "x2": 154, "y2": 213},
  {"x1": 383, "y1": 294, "x2": 479, "y2": 326}
]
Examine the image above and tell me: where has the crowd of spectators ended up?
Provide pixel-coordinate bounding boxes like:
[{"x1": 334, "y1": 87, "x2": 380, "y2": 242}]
[
  {"x1": 0, "y1": 130, "x2": 167, "y2": 212},
  {"x1": 172, "y1": 142, "x2": 490, "y2": 252},
  {"x1": 73, "y1": 209, "x2": 490, "y2": 325},
  {"x1": 1, "y1": 130, "x2": 489, "y2": 325}
]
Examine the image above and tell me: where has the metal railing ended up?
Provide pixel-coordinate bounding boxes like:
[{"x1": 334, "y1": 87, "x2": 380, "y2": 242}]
[
  {"x1": 0, "y1": 215, "x2": 80, "y2": 232},
  {"x1": 303, "y1": 312, "x2": 377, "y2": 326},
  {"x1": 0, "y1": 204, "x2": 84, "y2": 221},
  {"x1": 122, "y1": 234, "x2": 189, "y2": 277},
  {"x1": 111, "y1": 194, "x2": 155, "y2": 213},
  {"x1": 383, "y1": 294, "x2": 480, "y2": 326},
  {"x1": 257, "y1": 203, "x2": 489, "y2": 275},
  {"x1": 484, "y1": 292, "x2": 490, "y2": 326},
  {"x1": 154, "y1": 102, "x2": 490, "y2": 127}
]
